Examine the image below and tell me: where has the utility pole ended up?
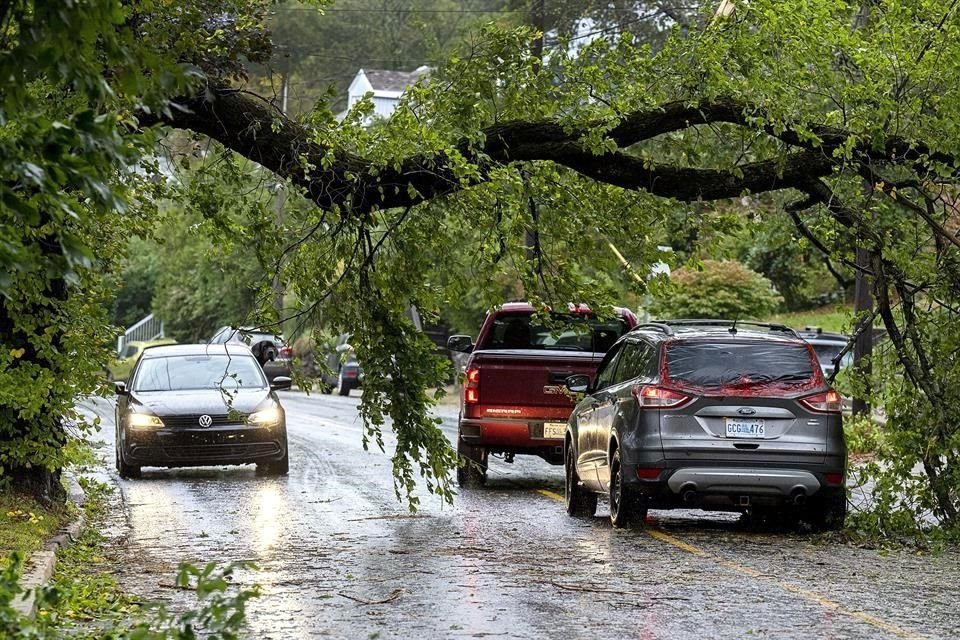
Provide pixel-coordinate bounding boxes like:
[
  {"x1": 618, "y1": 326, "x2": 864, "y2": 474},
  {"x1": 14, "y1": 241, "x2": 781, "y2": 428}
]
[
  {"x1": 525, "y1": 0, "x2": 545, "y2": 262},
  {"x1": 272, "y1": 70, "x2": 289, "y2": 322},
  {"x1": 852, "y1": 245, "x2": 873, "y2": 416}
]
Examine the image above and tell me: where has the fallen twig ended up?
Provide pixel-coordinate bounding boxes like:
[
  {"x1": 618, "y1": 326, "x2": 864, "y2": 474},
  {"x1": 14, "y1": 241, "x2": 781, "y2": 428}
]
[{"x1": 337, "y1": 588, "x2": 405, "y2": 605}]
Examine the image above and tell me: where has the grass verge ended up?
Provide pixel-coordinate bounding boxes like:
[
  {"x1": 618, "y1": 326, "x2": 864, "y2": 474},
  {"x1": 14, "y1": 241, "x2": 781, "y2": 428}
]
[
  {"x1": 0, "y1": 489, "x2": 69, "y2": 571},
  {"x1": 766, "y1": 304, "x2": 854, "y2": 333}
]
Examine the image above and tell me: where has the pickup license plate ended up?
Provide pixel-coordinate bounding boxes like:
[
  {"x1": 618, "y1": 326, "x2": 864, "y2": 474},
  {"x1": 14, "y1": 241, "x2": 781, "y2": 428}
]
[
  {"x1": 725, "y1": 417, "x2": 765, "y2": 438},
  {"x1": 543, "y1": 422, "x2": 567, "y2": 439}
]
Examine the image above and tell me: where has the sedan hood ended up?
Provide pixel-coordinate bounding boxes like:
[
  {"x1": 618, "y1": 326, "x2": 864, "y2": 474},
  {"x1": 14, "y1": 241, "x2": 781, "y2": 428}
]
[{"x1": 129, "y1": 387, "x2": 271, "y2": 416}]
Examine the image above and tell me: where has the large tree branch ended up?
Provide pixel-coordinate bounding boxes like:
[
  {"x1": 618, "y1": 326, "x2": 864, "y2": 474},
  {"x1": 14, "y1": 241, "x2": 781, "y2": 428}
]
[{"x1": 140, "y1": 88, "x2": 956, "y2": 216}]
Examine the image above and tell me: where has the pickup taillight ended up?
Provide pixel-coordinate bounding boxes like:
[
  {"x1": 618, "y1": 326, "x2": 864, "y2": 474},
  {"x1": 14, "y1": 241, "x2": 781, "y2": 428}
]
[{"x1": 464, "y1": 365, "x2": 480, "y2": 404}]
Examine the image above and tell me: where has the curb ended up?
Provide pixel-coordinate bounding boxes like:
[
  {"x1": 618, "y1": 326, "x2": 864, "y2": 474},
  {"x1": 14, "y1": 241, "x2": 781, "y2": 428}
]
[{"x1": 12, "y1": 475, "x2": 87, "y2": 618}]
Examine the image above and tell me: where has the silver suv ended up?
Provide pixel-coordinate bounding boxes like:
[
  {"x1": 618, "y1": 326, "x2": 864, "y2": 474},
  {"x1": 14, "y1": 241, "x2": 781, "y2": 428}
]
[{"x1": 564, "y1": 320, "x2": 847, "y2": 530}]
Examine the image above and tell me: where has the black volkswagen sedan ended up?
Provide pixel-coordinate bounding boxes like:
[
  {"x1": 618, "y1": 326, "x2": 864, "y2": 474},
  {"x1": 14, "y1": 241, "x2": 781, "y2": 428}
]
[{"x1": 114, "y1": 344, "x2": 290, "y2": 478}]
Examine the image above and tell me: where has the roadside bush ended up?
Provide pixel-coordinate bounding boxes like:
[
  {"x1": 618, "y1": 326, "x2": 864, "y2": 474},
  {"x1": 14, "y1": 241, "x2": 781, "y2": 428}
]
[
  {"x1": 650, "y1": 259, "x2": 783, "y2": 320},
  {"x1": 1, "y1": 553, "x2": 258, "y2": 640}
]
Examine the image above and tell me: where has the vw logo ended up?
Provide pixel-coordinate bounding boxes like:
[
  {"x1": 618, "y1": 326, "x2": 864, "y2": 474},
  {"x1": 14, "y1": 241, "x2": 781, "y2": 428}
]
[
  {"x1": 198, "y1": 414, "x2": 213, "y2": 428},
  {"x1": 737, "y1": 407, "x2": 757, "y2": 416}
]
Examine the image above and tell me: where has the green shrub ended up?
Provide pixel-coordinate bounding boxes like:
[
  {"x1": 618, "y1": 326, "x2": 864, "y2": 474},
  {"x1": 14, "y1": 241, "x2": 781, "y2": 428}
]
[{"x1": 650, "y1": 259, "x2": 783, "y2": 320}]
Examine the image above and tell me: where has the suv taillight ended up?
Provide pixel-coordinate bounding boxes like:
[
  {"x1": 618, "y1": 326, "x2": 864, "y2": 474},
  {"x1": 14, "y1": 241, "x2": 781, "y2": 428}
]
[
  {"x1": 279, "y1": 346, "x2": 293, "y2": 359},
  {"x1": 800, "y1": 390, "x2": 842, "y2": 414},
  {"x1": 632, "y1": 385, "x2": 690, "y2": 409},
  {"x1": 464, "y1": 366, "x2": 480, "y2": 404}
]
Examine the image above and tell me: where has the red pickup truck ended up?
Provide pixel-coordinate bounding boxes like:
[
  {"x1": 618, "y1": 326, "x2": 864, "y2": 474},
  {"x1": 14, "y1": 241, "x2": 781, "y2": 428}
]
[{"x1": 447, "y1": 302, "x2": 638, "y2": 486}]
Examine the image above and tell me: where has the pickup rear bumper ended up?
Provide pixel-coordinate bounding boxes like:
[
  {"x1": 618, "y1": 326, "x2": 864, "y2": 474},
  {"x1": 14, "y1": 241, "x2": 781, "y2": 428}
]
[{"x1": 459, "y1": 417, "x2": 565, "y2": 464}]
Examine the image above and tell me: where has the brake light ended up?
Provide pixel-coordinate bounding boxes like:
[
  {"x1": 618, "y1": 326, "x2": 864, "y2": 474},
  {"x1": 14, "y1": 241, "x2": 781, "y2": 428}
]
[
  {"x1": 279, "y1": 346, "x2": 293, "y2": 359},
  {"x1": 632, "y1": 385, "x2": 690, "y2": 409},
  {"x1": 464, "y1": 366, "x2": 480, "y2": 404},
  {"x1": 636, "y1": 467, "x2": 662, "y2": 480},
  {"x1": 824, "y1": 472, "x2": 845, "y2": 486},
  {"x1": 800, "y1": 390, "x2": 842, "y2": 414}
]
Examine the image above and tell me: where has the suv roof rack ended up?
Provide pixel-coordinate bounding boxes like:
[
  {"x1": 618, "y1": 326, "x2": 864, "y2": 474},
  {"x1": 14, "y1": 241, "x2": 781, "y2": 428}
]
[
  {"x1": 643, "y1": 319, "x2": 801, "y2": 339},
  {"x1": 636, "y1": 321, "x2": 674, "y2": 335}
]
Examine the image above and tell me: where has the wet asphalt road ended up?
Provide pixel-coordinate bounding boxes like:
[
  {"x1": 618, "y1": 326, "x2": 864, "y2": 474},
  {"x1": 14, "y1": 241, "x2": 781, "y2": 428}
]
[{"x1": 78, "y1": 391, "x2": 959, "y2": 640}]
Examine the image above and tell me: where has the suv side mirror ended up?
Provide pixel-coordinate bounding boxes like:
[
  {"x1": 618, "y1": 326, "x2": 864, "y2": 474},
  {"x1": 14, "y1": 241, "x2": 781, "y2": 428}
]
[
  {"x1": 270, "y1": 376, "x2": 292, "y2": 391},
  {"x1": 565, "y1": 374, "x2": 590, "y2": 394},
  {"x1": 114, "y1": 381, "x2": 129, "y2": 396},
  {"x1": 447, "y1": 335, "x2": 474, "y2": 353}
]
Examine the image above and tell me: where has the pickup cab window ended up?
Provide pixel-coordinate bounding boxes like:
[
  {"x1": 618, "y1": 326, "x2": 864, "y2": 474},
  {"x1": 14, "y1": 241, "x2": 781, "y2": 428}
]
[{"x1": 482, "y1": 313, "x2": 629, "y2": 352}]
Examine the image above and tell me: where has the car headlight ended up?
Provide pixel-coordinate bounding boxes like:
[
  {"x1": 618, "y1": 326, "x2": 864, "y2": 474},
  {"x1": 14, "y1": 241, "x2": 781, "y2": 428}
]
[
  {"x1": 247, "y1": 406, "x2": 282, "y2": 427},
  {"x1": 128, "y1": 412, "x2": 164, "y2": 428}
]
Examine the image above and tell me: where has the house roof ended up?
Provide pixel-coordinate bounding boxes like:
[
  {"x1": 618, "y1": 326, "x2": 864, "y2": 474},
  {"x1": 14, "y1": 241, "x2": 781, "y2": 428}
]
[{"x1": 362, "y1": 66, "x2": 429, "y2": 93}]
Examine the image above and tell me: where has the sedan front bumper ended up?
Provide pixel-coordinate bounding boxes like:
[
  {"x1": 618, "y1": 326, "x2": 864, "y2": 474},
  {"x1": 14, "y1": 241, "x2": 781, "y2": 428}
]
[{"x1": 123, "y1": 425, "x2": 286, "y2": 467}]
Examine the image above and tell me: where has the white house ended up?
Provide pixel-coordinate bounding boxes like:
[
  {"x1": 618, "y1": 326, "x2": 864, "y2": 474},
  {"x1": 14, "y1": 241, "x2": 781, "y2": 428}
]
[{"x1": 343, "y1": 65, "x2": 430, "y2": 121}]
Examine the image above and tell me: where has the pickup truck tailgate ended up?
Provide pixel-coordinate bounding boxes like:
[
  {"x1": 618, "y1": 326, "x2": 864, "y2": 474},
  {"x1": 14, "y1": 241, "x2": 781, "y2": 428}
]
[{"x1": 466, "y1": 349, "x2": 600, "y2": 418}]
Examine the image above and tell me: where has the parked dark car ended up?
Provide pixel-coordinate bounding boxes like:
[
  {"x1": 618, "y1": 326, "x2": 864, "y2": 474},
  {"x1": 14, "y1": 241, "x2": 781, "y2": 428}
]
[
  {"x1": 114, "y1": 344, "x2": 291, "y2": 478},
  {"x1": 797, "y1": 327, "x2": 852, "y2": 378},
  {"x1": 318, "y1": 333, "x2": 364, "y2": 396},
  {"x1": 209, "y1": 326, "x2": 293, "y2": 382},
  {"x1": 564, "y1": 320, "x2": 847, "y2": 530}
]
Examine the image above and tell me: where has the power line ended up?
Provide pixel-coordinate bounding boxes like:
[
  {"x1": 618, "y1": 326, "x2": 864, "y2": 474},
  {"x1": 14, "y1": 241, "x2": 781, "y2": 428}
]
[{"x1": 277, "y1": 7, "x2": 524, "y2": 14}]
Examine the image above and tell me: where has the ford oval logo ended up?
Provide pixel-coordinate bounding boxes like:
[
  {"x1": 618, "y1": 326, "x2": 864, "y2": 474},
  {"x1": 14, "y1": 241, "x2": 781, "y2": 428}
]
[
  {"x1": 737, "y1": 407, "x2": 756, "y2": 416},
  {"x1": 198, "y1": 414, "x2": 213, "y2": 428}
]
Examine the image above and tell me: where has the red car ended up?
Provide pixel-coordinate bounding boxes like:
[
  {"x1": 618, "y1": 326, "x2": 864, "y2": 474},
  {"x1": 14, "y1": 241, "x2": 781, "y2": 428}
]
[{"x1": 447, "y1": 302, "x2": 638, "y2": 486}]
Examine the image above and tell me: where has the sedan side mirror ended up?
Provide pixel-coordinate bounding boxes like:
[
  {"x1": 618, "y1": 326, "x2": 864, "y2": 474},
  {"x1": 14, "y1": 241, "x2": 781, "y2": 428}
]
[
  {"x1": 270, "y1": 376, "x2": 293, "y2": 391},
  {"x1": 565, "y1": 374, "x2": 590, "y2": 394},
  {"x1": 114, "y1": 381, "x2": 129, "y2": 396},
  {"x1": 447, "y1": 335, "x2": 474, "y2": 353}
]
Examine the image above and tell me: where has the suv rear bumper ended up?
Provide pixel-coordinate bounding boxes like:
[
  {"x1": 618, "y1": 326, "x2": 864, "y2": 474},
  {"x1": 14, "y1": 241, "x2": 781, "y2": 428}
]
[
  {"x1": 622, "y1": 450, "x2": 846, "y2": 509},
  {"x1": 666, "y1": 467, "x2": 821, "y2": 496}
]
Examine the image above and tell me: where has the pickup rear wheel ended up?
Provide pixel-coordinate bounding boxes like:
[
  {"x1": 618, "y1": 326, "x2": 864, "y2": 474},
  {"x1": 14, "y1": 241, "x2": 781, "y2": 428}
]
[
  {"x1": 457, "y1": 440, "x2": 487, "y2": 487},
  {"x1": 609, "y1": 449, "x2": 646, "y2": 528},
  {"x1": 565, "y1": 442, "x2": 597, "y2": 517}
]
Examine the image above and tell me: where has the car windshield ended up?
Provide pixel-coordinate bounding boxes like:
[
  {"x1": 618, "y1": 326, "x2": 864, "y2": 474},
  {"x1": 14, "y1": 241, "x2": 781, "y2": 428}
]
[
  {"x1": 665, "y1": 340, "x2": 817, "y2": 390},
  {"x1": 235, "y1": 331, "x2": 283, "y2": 345},
  {"x1": 133, "y1": 355, "x2": 266, "y2": 391},
  {"x1": 812, "y1": 343, "x2": 853, "y2": 368},
  {"x1": 484, "y1": 313, "x2": 627, "y2": 352}
]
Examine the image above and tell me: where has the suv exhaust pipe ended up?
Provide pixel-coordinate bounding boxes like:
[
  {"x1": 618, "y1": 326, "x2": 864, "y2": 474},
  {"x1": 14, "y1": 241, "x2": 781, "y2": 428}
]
[
  {"x1": 679, "y1": 483, "x2": 697, "y2": 504},
  {"x1": 790, "y1": 487, "x2": 807, "y2": 506}
]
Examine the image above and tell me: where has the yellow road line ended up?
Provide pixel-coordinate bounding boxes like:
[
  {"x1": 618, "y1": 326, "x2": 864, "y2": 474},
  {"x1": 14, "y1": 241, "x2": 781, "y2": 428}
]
[
  {"x1": 537, "y1": 489, "x2": 565, "y2": 502},
  {"x1": 537, "y1": 490, "x2": 924, "y2": 640}
]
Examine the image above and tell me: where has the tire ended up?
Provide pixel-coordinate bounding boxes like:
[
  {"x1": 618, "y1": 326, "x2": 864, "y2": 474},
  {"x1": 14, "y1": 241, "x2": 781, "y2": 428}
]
[
  {"x1": 336, "y1": 370, "x2": 351, "y2": 396},
  {"x1": 116, "y1": 444, "x2": 141, "y2": 479},
  {"x1": 565, "y1": 441, "x2": 597, "y2": 517},
  {"x1": 808, "y1": 492, "x2": 847, "y2": 531},
  {"x1": 456, "y1": 438, "x2": 487, "y2": 487},
  {"x1": 609, "y1": 448, "x2": 645, "y2": 528},
  {"x1": 258, "y1": 448, "x2": 290, "y2": 476}
]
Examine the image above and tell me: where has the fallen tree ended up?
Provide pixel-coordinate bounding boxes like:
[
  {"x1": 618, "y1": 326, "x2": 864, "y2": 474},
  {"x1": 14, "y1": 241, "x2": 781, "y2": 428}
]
[{"x1": 3, "y1": 0, "x2": 958, "y2": 530}]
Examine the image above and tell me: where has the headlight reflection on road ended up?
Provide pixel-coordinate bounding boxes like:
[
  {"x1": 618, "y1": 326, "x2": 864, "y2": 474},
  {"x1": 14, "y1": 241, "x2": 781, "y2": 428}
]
[{"x1": 252, "y1": 483, "x2": 282, "y2": 552}]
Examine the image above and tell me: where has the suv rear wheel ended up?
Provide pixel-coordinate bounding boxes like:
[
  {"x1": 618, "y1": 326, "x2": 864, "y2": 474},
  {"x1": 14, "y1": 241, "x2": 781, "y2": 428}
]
[
  {"x1": 807, "y1": 492, "x2": 847, "y2": 531},
  {"x1": 565, "y1": 442, "x2": 597, "y2": 517},
  {"x1": 457, "y1": 439, "x2": 487, "y2": 487},
  {"x1": 609, "y1": 449, "x2": 646, "y2": 528}
]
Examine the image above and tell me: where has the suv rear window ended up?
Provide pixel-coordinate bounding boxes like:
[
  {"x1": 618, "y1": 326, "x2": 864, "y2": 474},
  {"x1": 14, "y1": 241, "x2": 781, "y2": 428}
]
[
  {"x1": 665, "y1": 340, "x2": 817, "y2": 390},
  {"x1": 482, "y1": 313, "x2": 627, "y2": 352}
]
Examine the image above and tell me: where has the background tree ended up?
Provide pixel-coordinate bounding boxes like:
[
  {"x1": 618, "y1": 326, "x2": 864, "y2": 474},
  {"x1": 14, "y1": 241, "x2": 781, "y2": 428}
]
[{"x1": 650, "y1": 259, "x2": 783, "y2": 320}]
